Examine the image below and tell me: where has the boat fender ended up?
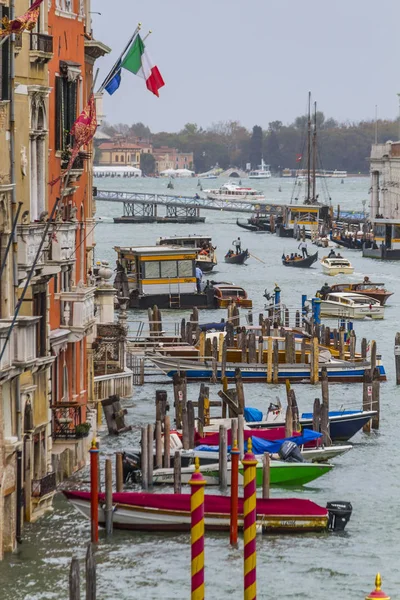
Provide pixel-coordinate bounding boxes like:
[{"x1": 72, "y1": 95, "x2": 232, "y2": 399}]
[{"x1": 326, "y1": 501, "x2": 352, "y2": 531}]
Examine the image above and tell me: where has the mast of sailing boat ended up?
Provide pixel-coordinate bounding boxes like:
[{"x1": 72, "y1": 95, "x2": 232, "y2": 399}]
[
  {"x1": 312, "y1": 101, "x2": 317, "y2": 202},
  {"x1": 306, "y1": 91, "x2": 312, "y2": 203}
]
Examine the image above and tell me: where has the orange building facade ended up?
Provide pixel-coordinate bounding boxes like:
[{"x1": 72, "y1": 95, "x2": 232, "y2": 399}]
[{"x1": 47, "y1": 1, "x2": 109, "y2": 463}]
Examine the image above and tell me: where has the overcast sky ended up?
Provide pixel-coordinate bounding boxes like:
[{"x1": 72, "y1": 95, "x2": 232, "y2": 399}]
[{"x1": 92, "y1": 0, "x2": 400, "y2": 132}]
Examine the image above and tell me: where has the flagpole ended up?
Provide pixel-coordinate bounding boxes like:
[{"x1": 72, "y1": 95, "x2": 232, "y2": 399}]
[{"x1": 97, "y1": 23, "x2": 142, "y2": 93}]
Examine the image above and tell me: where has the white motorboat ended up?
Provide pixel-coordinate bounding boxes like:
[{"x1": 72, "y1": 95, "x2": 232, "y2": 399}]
[
  {"x1": 320, "y1": 255, "x2": 354, "y2": 276},
  {"x1": 204, "y1": 183, "x2": 265, "y2": 202},
  {"x1": 249, "y1": 159, "x2": 272, "y2": 179},
  {"x1": 320, "y1": 293, "x2": 384, "y2": 320}
]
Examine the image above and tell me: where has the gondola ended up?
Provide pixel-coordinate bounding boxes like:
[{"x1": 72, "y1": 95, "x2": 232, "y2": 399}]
[
  {"x1": 282, "y1": 251, "x2": 318, "y2": 268},
  {"x1": 224, "y1": 249, "x2": 249, "y2": 264}
]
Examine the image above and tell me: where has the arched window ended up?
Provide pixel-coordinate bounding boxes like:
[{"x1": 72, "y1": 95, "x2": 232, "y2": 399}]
[
  {"x1": 115, "y1": 155, "x2": 119, "y2": 162},
  {"x1": 121, "y1": 155, "x2": 124, "y2": 162},
  {"x1": 30, "y1": 96, "x2": 47, "y2": 221}
]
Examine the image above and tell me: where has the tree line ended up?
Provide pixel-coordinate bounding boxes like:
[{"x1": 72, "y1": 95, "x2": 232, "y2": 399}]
[{"x1": 99, "y1": 115, "x2": 399, "y2": 174}]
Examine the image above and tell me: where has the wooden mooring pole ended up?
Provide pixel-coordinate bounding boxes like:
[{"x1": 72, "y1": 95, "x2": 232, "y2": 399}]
[
  {"x1": 104, "y1": 458, "x2": 113, "y2": 536},
  {"x1": 262, "y1": 453, "x2": 270, "y2": 499},
  {"x1": 395, "y1": 332, "x2": 400, "y2": 385},
  {"x1": 230, "y1": 439, "x2": 240, "y2": 547},
  {"x1": 69, "y1": 558, "x2": 81, "y2": 600},
  {"x1": 89, "y1": 440, "x2": 99, "y2": 544},
  {"x1": 174, "y1": 450, "x2": 181, "y2": 494},
  {"x1": 115, "y1": 452, "x2": 123, "y2": 492},
  {"x1": 219, "y1": 425, "x2": 228, "y2": 491},
  {"x1": 86, "y1": 543, "x2": 96, "y2": 600}
]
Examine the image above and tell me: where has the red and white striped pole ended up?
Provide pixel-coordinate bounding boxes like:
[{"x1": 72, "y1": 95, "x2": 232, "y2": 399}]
[
  {"x1": 242, "y1": 438, "x2": 257, "y2": 600},
  {"x1": 189, "y1": 457, "x2": 206, "y2": 600}
]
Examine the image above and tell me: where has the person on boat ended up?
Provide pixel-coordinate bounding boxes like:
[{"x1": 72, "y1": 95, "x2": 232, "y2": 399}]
[
  {"x1": 363, "y1": 276, "x2": 370, "y2": 283},
  {"x1": 194, "y1": 193, "x2": 200, "y2": 200},
  {"x1": 298, "y1": 240, "x2": 308, "y2": 258},
  {"x1": 232, "y1": 237, "x2": 242, "y2": 254},
  {"x1": 336, "y1": 252, "x2": 343, "y2": 258},
  {"x1": 196, "y1": 266, "x2": 203, "y2": 293},
  {"x1": 319, "y1": 282, "x2": 331, "y2": 299},
  {"x1": 328, "y1": 249, "x2": 336, "y2": 258},
  {"x1": 290, "y1": 253, "x2": 294, "y2": 260}
]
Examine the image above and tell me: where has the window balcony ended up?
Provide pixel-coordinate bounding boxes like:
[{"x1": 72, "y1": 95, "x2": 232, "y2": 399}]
[
  {"x1": 60, "y1": 286, "x2": 96, "y2": 342},
  {"x1": 17, "y1": 222, "x2": 46, "y2": 280},
  {"x1": 0, "y1": 322, "x2": 14, "y2": 377},
  {"x1": 0, "y1": 316, "x2": 52, "y2": 379},
  {"x1": 32, "y1": 472, "x2": 57, "y2": 498},
  {"x1": 17, "y1": 223, "x2": 61, "y2": 282},
  {"x1": 13, "y1": 316, "x2": 40, "y2": 367},
  {"x1": 51, "y1": 404, "x2": 85, "y2": 440},
  {"x1": 48, "y1": 222, "x2": 77, "y2": 264},
  {"x1": 29, "y1": 33, "x2": 54, "y2": 64}
]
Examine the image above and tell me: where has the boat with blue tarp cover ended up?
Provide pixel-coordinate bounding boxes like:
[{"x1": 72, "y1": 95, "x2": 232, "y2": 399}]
[{"x1": 244, "y1": 407, "x2": 376, "y2": 442}]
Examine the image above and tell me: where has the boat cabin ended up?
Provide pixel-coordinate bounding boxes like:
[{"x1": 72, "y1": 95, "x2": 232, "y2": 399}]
[
  {"x1": 157, "y1": 235, "x2": 213, "y2": 250},
  {"x1": 213, "y1": 285, "x2": 252, "y2": 308},
  {"x1": 325, "y1": 293, "x2": 380, "y2": 307},
  {"x1": 372, "y1": 220, "x2": 400, "y2": 250},
  {"x1": 114, "y1": 246, "x2": 198, "y2": 301}
]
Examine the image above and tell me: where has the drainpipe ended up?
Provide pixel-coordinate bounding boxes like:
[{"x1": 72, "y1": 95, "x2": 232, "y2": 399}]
[
  {"x1": 9, "y1": 0, "x2": 18, "y2": 311},
  {"x1": 16, "y1": 449, "x2": 22, "y2": 543},
  {"x1": 9, "y1": 0, "x2": 23, "y2": 545}
]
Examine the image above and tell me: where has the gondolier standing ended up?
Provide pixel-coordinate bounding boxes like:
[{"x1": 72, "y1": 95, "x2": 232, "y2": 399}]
[
  {"x1": 298, "y1": 240, "x2": 308, "y2": 258},
  {"x1": 232, "y1": 237, "x2": 242, "y2": 254},
  {"x1": 196, "y1": 266, "x2": 203, "y2": 293}
]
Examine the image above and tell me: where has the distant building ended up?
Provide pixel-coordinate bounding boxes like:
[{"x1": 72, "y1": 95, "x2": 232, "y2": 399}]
[
  {"x1": 153, "y1": 146, "x2": 194, "y2": 174},
  {"x1": 97, "y1": 142, "x2": 144, "y2": 169},
  {"x1": 370, "y1": 141, "x2": 400, "y2": 219}
]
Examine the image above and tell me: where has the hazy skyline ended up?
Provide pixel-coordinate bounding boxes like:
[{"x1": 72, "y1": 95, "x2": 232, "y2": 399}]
[{"x1": 93, "y1": 0, "x2": 400, "y2": 132}]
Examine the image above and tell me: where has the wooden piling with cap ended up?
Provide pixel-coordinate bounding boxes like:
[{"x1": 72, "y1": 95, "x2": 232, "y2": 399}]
[
  {"x1": 395, "y1": 332, "x2": 400, "y2": 385},
  {"x1": 371, "y1": 367, "x2": 380, "y2": 430},
  {"x1": 219, "y1": 425, "x2": 228, "y2": 491},
  {"x1": 115, "y1": 452, "x2": 123, "y2": 493},
  {"x1": 141, "y1": 426, "x2": 149, "y2": 490},
  {"x1": 163, "y1": 415, "x2": 170, "y2": 468},
  {"x1": 362, "y1": 370, "x2": 373, "y2": 433},
  {"x1": 173, "y1": 450, "x2": 182, "y2": 494}
]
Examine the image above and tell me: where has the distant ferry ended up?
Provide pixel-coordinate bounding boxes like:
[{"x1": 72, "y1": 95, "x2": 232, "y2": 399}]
[
  {"x1": 282, "y1": 169, "x2": 347, "y2": 179},
  {"x1": 204, "y1": 183, "x2": 265, "y2": 202},
  {"x1": 249, "y1": 159, "x2": 271, "y2": 179}
]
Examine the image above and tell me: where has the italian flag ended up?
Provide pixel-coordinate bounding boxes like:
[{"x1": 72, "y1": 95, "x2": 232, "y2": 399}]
[{"x1": 122, "y1": 34, "x2": 165, "y2": 97}]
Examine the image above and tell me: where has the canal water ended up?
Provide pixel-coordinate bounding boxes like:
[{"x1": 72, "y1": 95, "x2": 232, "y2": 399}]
[{"x1": 2, "y1": 176, "x2": 400, "y2": 599}]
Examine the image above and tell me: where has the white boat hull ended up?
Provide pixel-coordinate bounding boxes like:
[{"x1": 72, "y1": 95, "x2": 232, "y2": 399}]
[
  {"x1": 320, "y1": 300, "x2": 384, "y2": 319},
  {"x1": 321, "y1": 265, "x2": 354, "y2": 276}
]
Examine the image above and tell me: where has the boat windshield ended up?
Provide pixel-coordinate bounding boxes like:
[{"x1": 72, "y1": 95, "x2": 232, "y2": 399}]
[{"x1": 220, "y1": 289, "x2": 246, "y2": 298}]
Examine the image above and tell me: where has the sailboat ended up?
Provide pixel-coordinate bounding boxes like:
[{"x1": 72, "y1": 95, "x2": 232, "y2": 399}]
[
  {"x1": 249, "y1": 159, "x2": 272, "y2": 179},
  {"x1": 293, "y1": 92, "x2": 325, "y2": 205}
]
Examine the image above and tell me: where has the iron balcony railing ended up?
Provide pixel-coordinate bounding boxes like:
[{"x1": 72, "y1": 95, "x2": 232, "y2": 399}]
[
  {"x1": 51, "y1": 404, "x2": 82, "y2": 440},
  {"x1": 32, "y1": 472, "x2": 57, "y2": 498},
  {"x1": 30, "y1": 33, "x2": 53, "y2": 54}
]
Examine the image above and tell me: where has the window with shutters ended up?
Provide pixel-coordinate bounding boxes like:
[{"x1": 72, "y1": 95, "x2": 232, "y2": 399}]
[
  {"x1": 55, "y1": 75, "x2": 78, "y2": 152},
  {"x1": 0, "y1": 6, "x2": 10, "y2": 101}
]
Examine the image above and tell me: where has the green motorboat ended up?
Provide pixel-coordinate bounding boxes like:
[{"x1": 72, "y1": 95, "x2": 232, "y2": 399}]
[{"x1": 152, "y1": 460, "x2": 333, "y2": 487}]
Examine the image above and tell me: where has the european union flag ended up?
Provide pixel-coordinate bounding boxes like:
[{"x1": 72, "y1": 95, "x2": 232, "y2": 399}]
[{"x1": 104, "y1": 61, "x2": 122, "y2": 96}]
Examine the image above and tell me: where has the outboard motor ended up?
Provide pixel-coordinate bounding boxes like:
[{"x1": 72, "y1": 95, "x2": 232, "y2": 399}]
[
  {"x1": 122, "y1": 451, "x2": 141, "y2": 484},
  {"x1": 278, "y1": 440, "x2": 304, "y2": 463},
  {"x1": 326, "y1": 501, "x2": 352, "y2": 531}
]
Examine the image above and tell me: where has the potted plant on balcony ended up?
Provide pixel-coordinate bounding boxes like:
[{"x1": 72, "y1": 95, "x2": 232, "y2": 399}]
[{"x1": 74, "y1": 422, "x2": 91, "y2": 438}]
